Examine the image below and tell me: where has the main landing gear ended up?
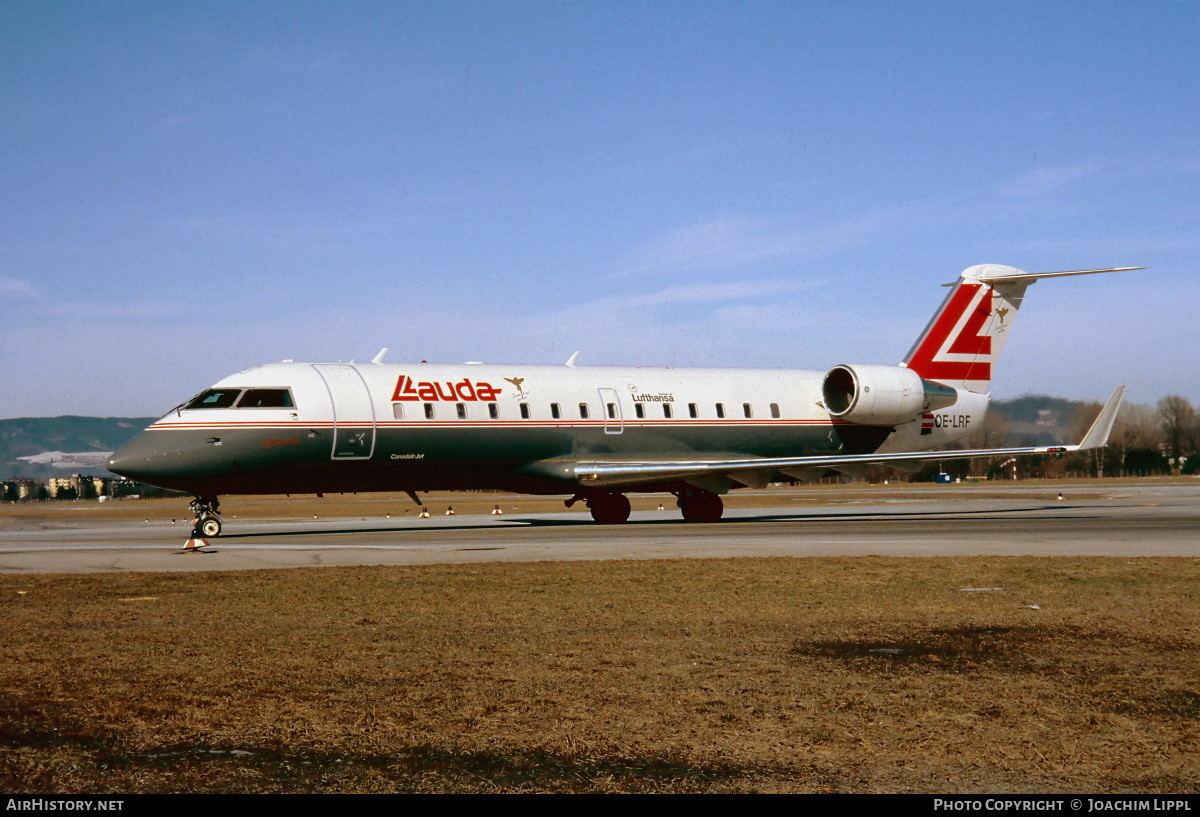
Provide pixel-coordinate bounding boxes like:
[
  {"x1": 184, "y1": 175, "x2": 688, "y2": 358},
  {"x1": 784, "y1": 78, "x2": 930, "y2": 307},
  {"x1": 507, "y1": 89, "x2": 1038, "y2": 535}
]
[
  {"x1": 675, "y1": 488, "x2": 724, "y2": 524},
  {"x1": 566, "y1": 491, "x2": 631, "y2": 524},
  {"x1": 566, "y1": 489, "x2": 725, "y2": 524},
  {"x1": 189, "y1": 496, "x2": 223, "y2": 538}
]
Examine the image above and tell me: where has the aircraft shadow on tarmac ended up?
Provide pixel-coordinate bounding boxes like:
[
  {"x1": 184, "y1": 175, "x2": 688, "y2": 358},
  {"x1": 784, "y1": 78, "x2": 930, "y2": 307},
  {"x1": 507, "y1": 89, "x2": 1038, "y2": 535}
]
[{"x1": 215, "y1": 503, "x2": 1099, "y2": 540}]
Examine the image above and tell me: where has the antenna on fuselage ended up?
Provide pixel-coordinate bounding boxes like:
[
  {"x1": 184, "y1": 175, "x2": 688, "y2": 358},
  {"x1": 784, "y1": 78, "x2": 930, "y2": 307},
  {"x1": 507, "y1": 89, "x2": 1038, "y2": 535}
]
[
  {"x1": 565, "y1": 351, "x2": 581, "y2": 367},
  {"x1": 372, "y1": 348, "x2": 389, "y2": 364}
]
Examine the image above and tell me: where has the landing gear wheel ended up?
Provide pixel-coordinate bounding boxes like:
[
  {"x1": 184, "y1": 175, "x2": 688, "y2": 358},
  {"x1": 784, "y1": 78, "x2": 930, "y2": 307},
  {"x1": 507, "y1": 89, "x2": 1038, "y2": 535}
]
[
  {"x1": 189, "y1": 496, "x2": 223, "y2": 538},
  {"x1": 588, "y1": 492, "x2": 631, "y2": 525},
  {"x1": 679, "y1": 492, "x2": 723, "y2": 523}
]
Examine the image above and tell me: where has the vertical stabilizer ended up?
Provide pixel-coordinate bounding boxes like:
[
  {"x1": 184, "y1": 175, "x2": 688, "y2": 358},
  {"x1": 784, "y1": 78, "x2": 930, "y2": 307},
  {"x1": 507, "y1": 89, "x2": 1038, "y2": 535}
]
[{"x1": 902, "y1": 265, "x2": 1139, "y2": 394}]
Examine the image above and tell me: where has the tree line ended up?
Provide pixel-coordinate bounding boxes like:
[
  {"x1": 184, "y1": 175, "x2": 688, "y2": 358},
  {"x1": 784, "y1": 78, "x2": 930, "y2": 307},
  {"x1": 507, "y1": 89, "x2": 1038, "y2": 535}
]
[{"x1": 931, "y1": 394, "x2": 1200, "y2": 480}]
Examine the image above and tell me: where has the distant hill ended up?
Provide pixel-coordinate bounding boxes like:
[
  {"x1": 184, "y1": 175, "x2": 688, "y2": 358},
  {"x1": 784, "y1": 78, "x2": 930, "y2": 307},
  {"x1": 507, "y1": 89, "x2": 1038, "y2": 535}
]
[
  {"x1": 988, "y1": 394, "x2": 1090, "y2": 446},
  {"x1": 1, "y1": 416, "x2": 155, "y2": 479},
  {"x1": 992, "y1": 395, "x2": 1082, "y2": 424}
]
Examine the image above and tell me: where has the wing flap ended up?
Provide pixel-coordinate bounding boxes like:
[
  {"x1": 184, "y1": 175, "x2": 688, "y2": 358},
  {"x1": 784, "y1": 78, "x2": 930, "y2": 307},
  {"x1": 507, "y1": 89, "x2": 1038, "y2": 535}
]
[{"x1": 727, "y1": 469, "x2": 775, "y2": 489}]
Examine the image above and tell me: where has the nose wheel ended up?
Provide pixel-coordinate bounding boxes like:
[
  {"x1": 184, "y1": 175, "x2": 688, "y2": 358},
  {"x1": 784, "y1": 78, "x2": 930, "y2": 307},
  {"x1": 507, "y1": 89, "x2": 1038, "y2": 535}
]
[
  {"x1": 197, "y1": 516, "x2": 223, "y2": 537},
  {"x1": 189, "y1": 497, "x2": 223, "y2": 538}
]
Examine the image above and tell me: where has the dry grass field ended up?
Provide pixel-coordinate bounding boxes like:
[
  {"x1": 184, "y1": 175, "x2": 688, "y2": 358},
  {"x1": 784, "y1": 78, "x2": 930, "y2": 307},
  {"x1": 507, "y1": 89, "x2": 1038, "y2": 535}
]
[{"x1": 2, "y1": 555, "x2": 1197, "y2": 793}]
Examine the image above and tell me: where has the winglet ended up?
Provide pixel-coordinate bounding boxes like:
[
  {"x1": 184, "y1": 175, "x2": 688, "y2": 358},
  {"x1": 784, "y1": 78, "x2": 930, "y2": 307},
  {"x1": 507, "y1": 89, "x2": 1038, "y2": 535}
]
[{"x1": 1075, "y1": 385, "x2": 1126, "y2": 450}]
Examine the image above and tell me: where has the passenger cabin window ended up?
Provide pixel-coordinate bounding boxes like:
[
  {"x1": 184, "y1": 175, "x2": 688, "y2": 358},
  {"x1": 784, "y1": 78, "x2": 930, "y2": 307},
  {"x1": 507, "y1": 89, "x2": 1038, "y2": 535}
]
[
  {"x1": 186, "y1": 389, "x2": 241, "y2": 409},
  {"x1": 519, "y1": 402, "x2": 530, "y2": 419},
  {"x1": 743, "y1": 403, "x2": 753, "y2": 418},
  {"x1": 237, "y1": 389, "x2": 294, "y2": 408},
  {"x1": 551, "y1": 403, "x2": 561, "y2": 420},
  {"x1": 456, "y1": 403, "x2": 467, "y2": 419},
  {"x1": 663, "y1": 404, "x2": 673, "y2": 419},
  {"x1": 635, "y1": 404, "x2": 645, "y2": 419},
  {"x1": 688, "y1": 403, "x2": 698, "y2": 418},
  {"x1": 489, "y1": 404, "x2": 499, "y2": 420},
  {"x1": 392, "y1": 404, "x2": 404, "y2": 419},
  {"x1": 579, "y1": 403, "x2": 589, "y2": 419},
  {"x1": 770, "y1": 403, "x2": 781, "y2": 419},
  {"x1": 607, "y1": 403, "x2": 617, "y2": 419},
  {"x1": 424, "y1": 403, "x2": 435, "y2": 420},
  {"x1": 715, "y1": 403, "x2": 725, "y2": 419}
]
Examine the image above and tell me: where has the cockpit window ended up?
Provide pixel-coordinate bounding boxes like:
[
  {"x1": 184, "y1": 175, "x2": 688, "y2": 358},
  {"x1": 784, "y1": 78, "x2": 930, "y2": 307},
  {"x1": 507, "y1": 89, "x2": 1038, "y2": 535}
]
[
  {"x1": 237, "y1": 388, "x2": 295, "y2": 408},
  {"x1": 185, "y1": 389, "x2": 242, "y2": 409}
]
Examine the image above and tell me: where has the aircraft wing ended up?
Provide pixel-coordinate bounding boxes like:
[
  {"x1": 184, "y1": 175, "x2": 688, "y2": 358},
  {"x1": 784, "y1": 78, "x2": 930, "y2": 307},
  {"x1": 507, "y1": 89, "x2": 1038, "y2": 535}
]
[{"x1": 571, "y1": 385, "x2": 1126, "y2": 490}]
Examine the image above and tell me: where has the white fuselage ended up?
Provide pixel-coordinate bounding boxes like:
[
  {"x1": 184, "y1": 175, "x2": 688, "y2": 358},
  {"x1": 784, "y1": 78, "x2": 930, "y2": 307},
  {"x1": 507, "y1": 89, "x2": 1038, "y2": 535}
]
[{"x1": 108, "y1": 359, "x2": 988, "y2": 500}]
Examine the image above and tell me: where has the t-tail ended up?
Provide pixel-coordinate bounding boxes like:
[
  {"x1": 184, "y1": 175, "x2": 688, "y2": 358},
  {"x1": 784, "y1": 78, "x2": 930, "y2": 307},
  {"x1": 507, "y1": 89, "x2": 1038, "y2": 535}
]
[{"x1": 902, "y1": 264, "x2": 1142, "y2": 395}]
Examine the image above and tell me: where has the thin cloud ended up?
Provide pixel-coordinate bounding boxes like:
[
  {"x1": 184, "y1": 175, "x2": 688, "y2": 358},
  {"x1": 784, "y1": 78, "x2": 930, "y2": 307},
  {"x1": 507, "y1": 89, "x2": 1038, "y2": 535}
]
[
  {"x1": 164, "y1": 208, "x2": 409, "y2": 243},
  {"x1": 26, "y1": 299, "x2": 182, "y2": 321},
  {"x1": 0, "y1": 277, "x2": 38, "y2": 298},
  {"x1": 545, "y1": 278, "x2": 822, "y2": 326},
  {"x1": 998, "y1": 162, "x2": 1108, "y2": 197},
  {"x1": 999, "y1": 154, "x2": 1200, "y2": 200},
  {"x1": 1001, "y1": 236, "x2": 1200, "y2": 253},
  {"x1": 615, "y1": 212, "x2": 902, "y2": 278},
  {"x1": 626, "y1": 279, "x2": 818, "y2": 307}
]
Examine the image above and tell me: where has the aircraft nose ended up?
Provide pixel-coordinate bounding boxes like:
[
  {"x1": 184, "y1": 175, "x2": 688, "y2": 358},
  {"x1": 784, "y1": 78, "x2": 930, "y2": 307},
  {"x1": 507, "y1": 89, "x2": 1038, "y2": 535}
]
[
  {"x1": 107, "y1": 432, "x2": 159, "y2": 482},
  {"x1": 107, "y1": 427, "x2": 237, "y2": 493},
  {"x1": 108, "y1": 430, "x2": 206, "y2": 486}
]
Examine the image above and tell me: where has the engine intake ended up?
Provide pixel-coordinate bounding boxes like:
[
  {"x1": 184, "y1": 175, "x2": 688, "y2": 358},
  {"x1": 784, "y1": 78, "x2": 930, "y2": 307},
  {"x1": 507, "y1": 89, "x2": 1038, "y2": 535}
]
[{"x1": 822, "y1": 364, "x2": 958, "y2": 425}]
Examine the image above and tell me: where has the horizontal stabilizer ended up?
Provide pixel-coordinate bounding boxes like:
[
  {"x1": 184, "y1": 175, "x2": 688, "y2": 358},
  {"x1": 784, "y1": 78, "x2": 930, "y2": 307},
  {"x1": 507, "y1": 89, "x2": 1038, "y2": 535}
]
[
  {"x1": 975, "y1": 266, "x2": 1144, "y2": 284},
  {"x1": 940, "y1": 266, "x2": 1144, "y2": 286}
]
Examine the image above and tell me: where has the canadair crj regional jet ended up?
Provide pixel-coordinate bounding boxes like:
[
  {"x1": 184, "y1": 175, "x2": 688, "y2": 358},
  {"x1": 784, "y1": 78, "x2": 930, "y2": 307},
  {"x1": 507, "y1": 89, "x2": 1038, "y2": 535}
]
[{"x1": 108, "y1": 264, "x2": 1134, "y2": 536}]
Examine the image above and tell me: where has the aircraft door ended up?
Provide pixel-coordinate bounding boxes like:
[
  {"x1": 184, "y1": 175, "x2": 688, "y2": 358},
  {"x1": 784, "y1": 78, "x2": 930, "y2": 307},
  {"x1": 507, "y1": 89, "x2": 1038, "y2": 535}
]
[
  {"x1": 312, "y1": 364, "x2": 377, "y2": 460},
  {"x1": 598, "y1": 387, "x2": 623, "y2": 435}
]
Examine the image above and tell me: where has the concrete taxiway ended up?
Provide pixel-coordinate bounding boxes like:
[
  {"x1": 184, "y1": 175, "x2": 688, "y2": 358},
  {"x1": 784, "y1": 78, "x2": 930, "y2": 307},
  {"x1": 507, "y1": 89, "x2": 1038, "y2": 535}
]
[{"x1": 3, "y1": 481, "x2": 1198, "y2": 574}]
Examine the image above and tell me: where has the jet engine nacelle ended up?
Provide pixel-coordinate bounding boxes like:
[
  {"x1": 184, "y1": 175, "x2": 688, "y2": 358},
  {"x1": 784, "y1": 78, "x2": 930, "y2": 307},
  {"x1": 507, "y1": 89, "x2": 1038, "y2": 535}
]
[{"x1": 822, "y1": 364, "x2": 958, "y2": 425}]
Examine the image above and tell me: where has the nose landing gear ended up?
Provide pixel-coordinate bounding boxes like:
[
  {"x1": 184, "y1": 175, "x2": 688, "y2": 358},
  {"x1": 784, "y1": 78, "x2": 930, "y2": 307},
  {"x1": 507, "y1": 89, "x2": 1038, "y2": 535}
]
[{"x1": 189, "y1": 496, "x2": 223, "y2": 538}]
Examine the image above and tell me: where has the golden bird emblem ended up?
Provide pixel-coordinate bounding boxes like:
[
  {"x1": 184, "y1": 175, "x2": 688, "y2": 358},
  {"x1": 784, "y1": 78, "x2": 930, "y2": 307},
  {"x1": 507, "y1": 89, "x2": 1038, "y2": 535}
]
[{"x1": 504, "y1": 376, "x2": 527, "y2": 398}]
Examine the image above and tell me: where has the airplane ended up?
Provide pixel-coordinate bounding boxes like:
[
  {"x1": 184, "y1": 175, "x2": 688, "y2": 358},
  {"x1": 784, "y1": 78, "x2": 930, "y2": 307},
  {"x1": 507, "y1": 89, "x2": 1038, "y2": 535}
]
[{"x1": 107, "y1": 263, "x2": 1135, "y2": 537}]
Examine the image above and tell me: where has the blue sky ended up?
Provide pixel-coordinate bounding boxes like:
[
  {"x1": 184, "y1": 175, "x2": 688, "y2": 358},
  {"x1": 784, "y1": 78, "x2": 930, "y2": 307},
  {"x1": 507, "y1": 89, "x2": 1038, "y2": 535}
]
[{"x1": 2, "y1": 1, "x2": 1197, "y2": 417}]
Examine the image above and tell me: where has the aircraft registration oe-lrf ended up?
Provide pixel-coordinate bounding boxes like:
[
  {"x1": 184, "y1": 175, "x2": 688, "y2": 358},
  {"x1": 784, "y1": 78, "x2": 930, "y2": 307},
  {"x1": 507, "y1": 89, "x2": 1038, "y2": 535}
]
[{"x1": 108, "y1": 264, "x2": 1136, "y2": 537}]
